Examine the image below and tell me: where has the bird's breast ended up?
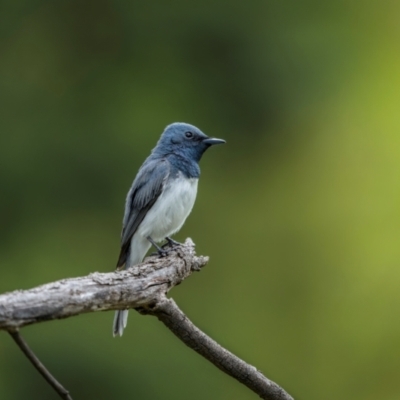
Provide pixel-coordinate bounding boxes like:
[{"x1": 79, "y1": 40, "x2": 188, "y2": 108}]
[{"x1": 137, "y1": 174, "x2": 198, "y2": 241}]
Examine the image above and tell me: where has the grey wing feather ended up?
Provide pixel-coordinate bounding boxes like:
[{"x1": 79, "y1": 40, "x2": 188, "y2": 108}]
[{"x1": 116, "y1": 158, "x2": 169, "y2": 268}]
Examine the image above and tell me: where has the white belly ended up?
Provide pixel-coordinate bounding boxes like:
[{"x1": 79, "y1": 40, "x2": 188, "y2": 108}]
[{"x1": 137, "y1": 174, "x2": 198, "y2": 242}]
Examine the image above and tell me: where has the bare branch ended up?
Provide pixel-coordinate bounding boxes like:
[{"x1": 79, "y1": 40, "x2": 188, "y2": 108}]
[
  {"x1": 0, "y1": 239, "x2": 207, "y2": 331},
  {"x1": 0, "y1": 238, "x2": 294, "y2": 399},
  {"x1": 142, "y1": 297, "x2": 294, "y2": 400},
  {"x1": 9, "y1": 330, "x2": 73, "y2": 400}
]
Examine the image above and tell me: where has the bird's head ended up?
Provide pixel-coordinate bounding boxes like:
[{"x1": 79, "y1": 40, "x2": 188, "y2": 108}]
[{"x1": 154, "y1": 122, "x2": 225, "y2": 162}]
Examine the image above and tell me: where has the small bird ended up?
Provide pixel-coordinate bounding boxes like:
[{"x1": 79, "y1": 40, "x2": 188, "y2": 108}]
[{"x1": 113, "y1": 122, "x2": 225, "y2": 336}]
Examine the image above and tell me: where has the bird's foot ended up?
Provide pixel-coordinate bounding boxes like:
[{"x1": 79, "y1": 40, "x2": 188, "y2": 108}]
[
  {"x1": 147, "y1": 236, "x2": 170, "y2": 257},
  {"x1": 162, "y1": 237, "x2": 183, "y2": 249}
]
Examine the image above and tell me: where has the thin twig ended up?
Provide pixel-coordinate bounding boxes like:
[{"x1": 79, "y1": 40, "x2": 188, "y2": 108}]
[
  {"x1": 146, "y1": 297, "x2": 294, "y2": 400},
  {"x1": 9, "y1": 330, "x2": 73, "y2": 400}
]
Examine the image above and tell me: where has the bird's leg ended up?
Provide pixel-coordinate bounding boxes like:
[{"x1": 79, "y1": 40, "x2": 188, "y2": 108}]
[
  {"x1": 162, "y1": 236, "x2": 183, "y2": 249},
  {"x1": 147, "y1": 236, "x2": 169, "y2": 257}
]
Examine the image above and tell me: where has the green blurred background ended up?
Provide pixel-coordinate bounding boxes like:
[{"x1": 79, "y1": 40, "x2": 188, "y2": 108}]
[{"x1": 1, "y1": 1, "x2": 400, "y2": 399}]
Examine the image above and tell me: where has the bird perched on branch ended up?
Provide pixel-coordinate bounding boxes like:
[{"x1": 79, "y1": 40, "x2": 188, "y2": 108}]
[{"x1": 113, "y1": 122, "x2": 225, "y2": 336}]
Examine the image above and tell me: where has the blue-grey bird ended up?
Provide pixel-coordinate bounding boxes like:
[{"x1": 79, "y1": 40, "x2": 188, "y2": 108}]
[{"x1": 113, "y1": 122, "x2": 225, "y2": 336}]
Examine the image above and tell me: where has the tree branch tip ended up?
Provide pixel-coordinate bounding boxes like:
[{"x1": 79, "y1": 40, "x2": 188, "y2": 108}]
[
  {"x1": 191, "y1": 255, "x2": 209, "y2": 271},
  {"x1": 183, "y1": 237, "x2": 195, "y2": 246}
]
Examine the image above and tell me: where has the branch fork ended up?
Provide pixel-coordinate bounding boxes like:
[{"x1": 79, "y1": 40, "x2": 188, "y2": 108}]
[{"x1": 0, "y1": 238, "x2": 293, "y2": 400}]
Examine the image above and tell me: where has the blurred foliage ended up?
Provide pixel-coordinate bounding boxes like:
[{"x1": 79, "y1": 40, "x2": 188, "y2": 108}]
[{"x1": 1, "y1": 1, "x2": 400, "y2": 399}]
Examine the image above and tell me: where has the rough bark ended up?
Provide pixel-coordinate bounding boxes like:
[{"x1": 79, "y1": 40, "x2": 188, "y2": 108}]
[{"x1": 0, "y1": 239, "x2": 207, "y2": 331}]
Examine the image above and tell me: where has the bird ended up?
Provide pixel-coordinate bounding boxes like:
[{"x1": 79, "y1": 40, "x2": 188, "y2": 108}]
[{"x1": 113, "y1": 122, "x2": 225, "y2": 336}]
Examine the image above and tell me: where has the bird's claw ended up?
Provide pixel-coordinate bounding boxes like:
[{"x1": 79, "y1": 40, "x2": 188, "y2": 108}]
[{"x1": 162, "y1": 237, "x2": 182, "y2": 249}]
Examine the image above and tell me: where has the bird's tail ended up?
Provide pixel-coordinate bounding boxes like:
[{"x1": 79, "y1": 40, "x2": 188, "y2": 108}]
[
  {"x1": 113, "y1": 309, "x2": 129, "y2": 337},
  {"x1": 112, "y1": 235, "x2": 151, "y2": 337}
]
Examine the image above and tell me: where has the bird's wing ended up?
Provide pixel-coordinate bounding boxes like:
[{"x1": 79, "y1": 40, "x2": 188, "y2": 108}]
[{"x1": 116, "y1": 158, "x2": 170, "y2": 269}]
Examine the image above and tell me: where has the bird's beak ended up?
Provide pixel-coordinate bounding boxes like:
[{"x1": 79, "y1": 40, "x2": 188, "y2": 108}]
[{"x1": 203, "y1": 137, "x2": 226, "y2": 145}]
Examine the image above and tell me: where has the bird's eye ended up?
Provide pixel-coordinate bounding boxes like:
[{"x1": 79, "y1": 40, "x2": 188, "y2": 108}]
[{"x1": 185, "y1": 131, "x2": 194, "y2": 139}]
